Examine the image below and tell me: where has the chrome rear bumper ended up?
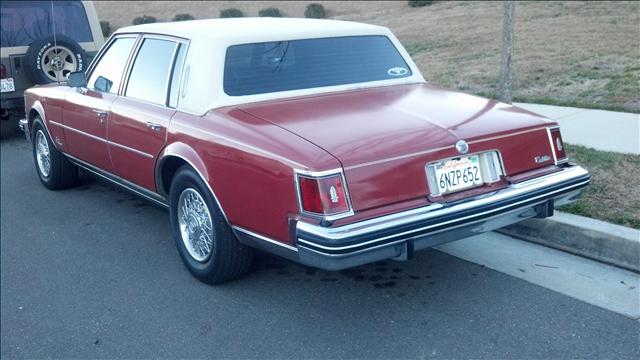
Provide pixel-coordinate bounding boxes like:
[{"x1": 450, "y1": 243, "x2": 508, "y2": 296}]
[{"x1": 294, "y1": 165, "x2": 590, "y2": 270}]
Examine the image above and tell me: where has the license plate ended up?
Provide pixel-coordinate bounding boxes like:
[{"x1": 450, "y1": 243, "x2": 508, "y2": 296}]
[
  {"x1": 432, "y1": 155, "x2": 483, "y2": 194},
  {"x1": 1, "y1": 78, "x2": 15, "y2": 93}
]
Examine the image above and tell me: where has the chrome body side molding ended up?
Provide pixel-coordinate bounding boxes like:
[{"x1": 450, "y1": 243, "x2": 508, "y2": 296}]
[{"x1": 64, "y1": 153, "x2": 168, "y2": 208}]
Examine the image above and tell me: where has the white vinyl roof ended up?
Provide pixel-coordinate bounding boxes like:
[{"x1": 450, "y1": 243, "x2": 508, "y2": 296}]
[
  {"x1": 117, "y1": 17, "x2": 387, "y2": 43},
  {"x1": 115, "y1": 18, "x2": 426, "y2": 115}
]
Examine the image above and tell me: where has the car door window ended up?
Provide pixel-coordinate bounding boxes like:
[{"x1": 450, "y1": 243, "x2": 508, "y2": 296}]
[
  {"x1": 125, "y1": 38, "x2": 177, "y2": 106},
  {"x1": 87, "y1": 37, "x2": 136, "y2": 94}
]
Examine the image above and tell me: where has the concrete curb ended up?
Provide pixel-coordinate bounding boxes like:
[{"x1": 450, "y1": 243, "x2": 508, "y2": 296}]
[{"x1": 498, "y1": 211, "x2": 640, "y2": 273}]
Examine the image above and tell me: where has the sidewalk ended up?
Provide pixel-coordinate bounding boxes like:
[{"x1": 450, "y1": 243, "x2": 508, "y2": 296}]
[{"x1": 515, "y1": 103, "x2": 640, "y2": 155}]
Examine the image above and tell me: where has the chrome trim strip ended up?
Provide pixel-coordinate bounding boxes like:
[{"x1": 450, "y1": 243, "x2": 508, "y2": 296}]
[
  {"x1": 294, "y1": 168, "x2": 355, "y2": 222},
  {"x1": 546, "y1": 126, "x2": 568, "y2": 165},
  {"x1": 344, "y1": 126, "x2": 549, "y2": 171},
  {"x1": 64, "y1": 153, "x2": 168, "y2": 208},
  {"x1": 467, "y1": 126, "x2": 549, "y2": 145},
  {"x1": 297, "y1": 165, "x2": 589, "y2": 245},
  {"x1": 175, "y1": 120, "x2": 307, "y2": 169},
  {"x1": 49, "y1": 120, "x2": 154, "y2": 159},
  {"x1": 300, "y1": 237, "x2": 406, "y2": 258},
  {"x1": 107, "y1": 139, "x2": 154, "y2": 159},
  {"x1": 546, "y1": 127, "x2": 559, "y2": 164},
  {"x1": 232, "y1": 226, "x2": 298, "y2": 252}
]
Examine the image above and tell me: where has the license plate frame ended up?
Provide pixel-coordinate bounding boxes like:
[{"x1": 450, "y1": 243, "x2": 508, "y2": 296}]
[
  {"x1": 426, "y1": 151, "x2": 505, "y2": 196},
  {"x1": 1, "y1": 78, "x2": 15, "y2": 93}
]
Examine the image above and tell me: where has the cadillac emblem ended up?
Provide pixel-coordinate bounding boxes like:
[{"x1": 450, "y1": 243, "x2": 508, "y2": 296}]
[{"x1": 455, "y1": 140, "x2": 469, "y2": 155}]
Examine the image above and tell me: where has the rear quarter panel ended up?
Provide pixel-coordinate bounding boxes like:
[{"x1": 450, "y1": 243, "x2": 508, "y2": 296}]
[{"x1": 165, "y1": 108, "x2": 341, "y2": 244}]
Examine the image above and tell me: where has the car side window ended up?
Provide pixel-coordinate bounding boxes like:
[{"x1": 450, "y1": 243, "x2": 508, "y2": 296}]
[
  {"x1": 87, "y1": 37, "x2": 136, "y2": 94},
  {"x1": 125, "y1": 38, "x2": 178, "y2": 106}
]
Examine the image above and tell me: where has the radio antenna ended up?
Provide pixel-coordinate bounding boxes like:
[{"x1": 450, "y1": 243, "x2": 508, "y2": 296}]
[{"x1": 50, "y1": 0, "x2": 60, "y2": 84}]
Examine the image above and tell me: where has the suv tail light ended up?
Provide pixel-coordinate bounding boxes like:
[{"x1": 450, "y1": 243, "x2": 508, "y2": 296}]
[
  {"x1": 296, "y1": 170, "x2": 353, "y2": 220},
  {"x1": 548, "y1": 127, "x2": 567, "y2": 163},
  {"x1": 0, "y1": 64, "x2": 6, "y2": 79}
]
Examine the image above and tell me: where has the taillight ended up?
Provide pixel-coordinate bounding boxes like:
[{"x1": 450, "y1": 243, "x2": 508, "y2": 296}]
[
  {"x1": 548, "y1": 127, "x2": 567, "y2": 163},
  {"x1": 0, "y1": 64, "x2": 6, "y2": 79},
  {"x1": 296, "y1": 171, "x2": 352, "y2": 218}
]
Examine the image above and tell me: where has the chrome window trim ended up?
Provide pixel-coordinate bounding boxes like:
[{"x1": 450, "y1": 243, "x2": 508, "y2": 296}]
[
  {"x1": 121, "y1": 34, "x2": 190, "y2": 108},
  {"x1": 297, "y1": 165, "x2": 589, "y2": 244},
  {"x1": 85, "y1": 34, "x2": 140, "y2": 94},
  {"x1": 293, "y1": 168, "x2": 355, "y2": 222},
  {"x1": 49, "y1": 120, "x2": 154, "y2": 159}
]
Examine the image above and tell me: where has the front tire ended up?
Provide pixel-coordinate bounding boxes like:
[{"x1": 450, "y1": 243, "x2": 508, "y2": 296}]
[
  {"x1": 31, "y1": 118, "x2": 78, "y2": 190},
  {"x1": 169, "y1": 166, "x2": 253, "y2": 284}
]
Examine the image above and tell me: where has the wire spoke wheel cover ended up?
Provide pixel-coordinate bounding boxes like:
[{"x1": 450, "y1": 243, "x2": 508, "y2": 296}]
[
  {"x1": 177, "y1": 188, "x2": 215, "y2": 262},
  {"x1": 35, "y1": 130, "x2": 51, "y2": 177},
  {"x1": 41, "y1": 46, "x2": 77, "y2": 82}
]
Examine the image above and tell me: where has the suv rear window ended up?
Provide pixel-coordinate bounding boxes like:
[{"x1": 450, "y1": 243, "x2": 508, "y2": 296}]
[
  {"x1": 223, "y1": 36, "x2": 412, "y2": 96},
  {"x1": 0, "y1": 1, "x2": 93, "y2": 47}
]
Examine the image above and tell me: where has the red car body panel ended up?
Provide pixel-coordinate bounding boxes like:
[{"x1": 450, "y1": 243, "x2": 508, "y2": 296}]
[
  {"x1": 25, "y1": 81, "x2": 560, "y2": 246},
  {"x1": 108, "y1": 97, "x2": 175, "y2": 190},
  {"x1": 63, "y1": 87, "x2": 117, "y2": 172}
]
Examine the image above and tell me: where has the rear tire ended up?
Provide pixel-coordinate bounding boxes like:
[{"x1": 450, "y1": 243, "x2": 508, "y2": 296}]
[
  {"x1": 169, "y1": 165, "x2": 253, "y2": 284},
  {"x1": 31, "y1": 118, "x2": 78, "y2": 189}
]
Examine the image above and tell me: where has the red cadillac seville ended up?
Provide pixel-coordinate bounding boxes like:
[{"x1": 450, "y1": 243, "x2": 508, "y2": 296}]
[{"x1": 20, "y1": 18, "x2": 590, "y2": 284}]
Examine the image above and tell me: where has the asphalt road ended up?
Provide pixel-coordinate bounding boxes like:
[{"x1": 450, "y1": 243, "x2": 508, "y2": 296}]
[{"x1": 1, "y1": 130, "x2": 639, "y2": 359}]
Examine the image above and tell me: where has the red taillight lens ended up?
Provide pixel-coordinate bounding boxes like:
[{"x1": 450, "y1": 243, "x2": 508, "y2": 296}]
[
  {"x1": 549, "y1": 128, "x2": 566, "y2": 161},
  {"x1": 0, "y1": 64, "x2": 6, "y2": 79},
  {"x1": 298, "y1": 173, "x2": 350, "y2": 216}
]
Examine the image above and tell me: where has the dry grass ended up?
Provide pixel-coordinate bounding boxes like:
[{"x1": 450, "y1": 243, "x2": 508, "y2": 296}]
[
  {"x1": 560, "y1": 145, "x2": 640, "y2": 229},
  {"x1": 95, "y1": 0, "x2": 640, "y2": 112}
]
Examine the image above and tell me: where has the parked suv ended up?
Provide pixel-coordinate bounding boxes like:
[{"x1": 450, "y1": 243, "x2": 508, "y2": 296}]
[{"x1": 0, "y1": 0, "x2": 104, "y2": 119}]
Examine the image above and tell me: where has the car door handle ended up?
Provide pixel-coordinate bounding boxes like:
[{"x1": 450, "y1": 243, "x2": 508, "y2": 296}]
[
  {"x1": 91, "y1": 109, "x2": 108, "y2": 123},
  {"x1": 146, "y1": 122, "x2": 163, "y2": 132}
]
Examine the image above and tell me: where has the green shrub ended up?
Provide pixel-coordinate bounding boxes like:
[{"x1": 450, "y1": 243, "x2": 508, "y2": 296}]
[
  {"x1": 220, "y1": 8, "x2": 244, "y2": 18},
  {"x1": 132, "y1": 15, "x2": 157, "y2": 25},
  {"x1": 408, "y1": 0, "x2": 434, "y2": 7},
  {"x1": 173, "y1": 13, "x2": 195, "y2": 21},
  {"x1": 259, "y1": 7, "x2": 283, "y2": 17},
  {"x1": 99, "y1": 20, "x2": 112, "y2": 37},
  {"x1": 304, "y1": 3, "x2": 326, "y2": 18}
]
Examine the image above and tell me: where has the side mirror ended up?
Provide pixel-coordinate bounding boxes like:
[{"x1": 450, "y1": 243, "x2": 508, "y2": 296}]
[
  {"x1": 67, "y1": 71, "x2": 87, "y2": 88},
  {"x1": 94, "y1": 76, "x2": 112, "y2": 93}
]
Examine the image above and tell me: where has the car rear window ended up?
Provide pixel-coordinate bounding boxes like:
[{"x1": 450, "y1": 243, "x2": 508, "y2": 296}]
[
  {"x1": 223, "y1": 36, "x2": 412, "y2": 96},
  {"x1": 0, "y1": 0, "x2": 93, "y2": 47}
]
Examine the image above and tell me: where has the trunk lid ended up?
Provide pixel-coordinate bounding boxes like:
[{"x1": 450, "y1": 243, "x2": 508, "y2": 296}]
[{"x1": 239, "y1": 83, "x2": 557, "y2": 211}]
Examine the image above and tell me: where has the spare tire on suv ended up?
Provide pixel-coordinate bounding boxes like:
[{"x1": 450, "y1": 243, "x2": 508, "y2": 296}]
[{"x1": 24, "y1": 35, "x2": 86, "y2": 84}]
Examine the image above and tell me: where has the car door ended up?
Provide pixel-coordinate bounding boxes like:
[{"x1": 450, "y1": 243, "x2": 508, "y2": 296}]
[
  {"x1": 108, "y1": 36, "x2": 187, "y2": 190},
  {"x1": 62, "y1": 35, "x2": 137, "y2": 172}
]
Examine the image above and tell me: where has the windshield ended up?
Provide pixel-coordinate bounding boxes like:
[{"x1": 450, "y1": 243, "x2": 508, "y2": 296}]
[
  {"x1": 0, "y1": 1, "x2": 93, "y2": 47},
  {"x1": 224, "y1": 36, "x2": 412, "y2": 96}
]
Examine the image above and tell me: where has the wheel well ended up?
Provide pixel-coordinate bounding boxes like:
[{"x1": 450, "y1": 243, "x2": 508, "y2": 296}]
[
  {"x1": 28, "y1": 109, "x2": 40, "y2": 130},
  {"x1": 158, "y1": 156, "x2": 188, "y2": 196}
]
